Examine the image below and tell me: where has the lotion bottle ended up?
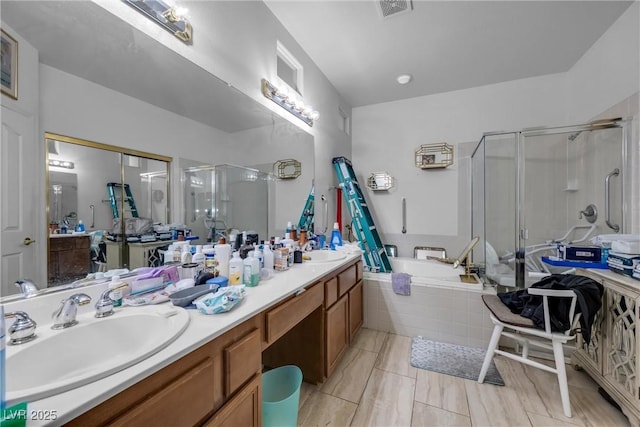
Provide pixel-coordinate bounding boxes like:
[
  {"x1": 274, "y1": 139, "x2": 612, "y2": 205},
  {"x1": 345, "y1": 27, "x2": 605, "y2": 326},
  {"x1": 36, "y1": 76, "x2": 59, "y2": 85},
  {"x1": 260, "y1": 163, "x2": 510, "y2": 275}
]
[{"x1": 229, "y1": 252, "x2": 243, "y2": 285}]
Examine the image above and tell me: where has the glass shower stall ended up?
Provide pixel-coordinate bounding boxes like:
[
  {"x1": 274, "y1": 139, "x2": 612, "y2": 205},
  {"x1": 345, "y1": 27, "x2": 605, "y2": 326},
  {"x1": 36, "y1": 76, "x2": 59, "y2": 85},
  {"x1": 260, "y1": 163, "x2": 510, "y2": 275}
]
[{"x1": 472, "y1": 118, "x2": 631, "y2": 289}]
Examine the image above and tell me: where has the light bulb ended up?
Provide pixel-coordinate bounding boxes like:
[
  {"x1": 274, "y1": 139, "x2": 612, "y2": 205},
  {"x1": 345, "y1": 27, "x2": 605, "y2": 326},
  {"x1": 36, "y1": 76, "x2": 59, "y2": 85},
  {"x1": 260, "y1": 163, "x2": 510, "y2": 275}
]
[{"x1": 311, "y1": 111, "x2": 320, "y2": 121}]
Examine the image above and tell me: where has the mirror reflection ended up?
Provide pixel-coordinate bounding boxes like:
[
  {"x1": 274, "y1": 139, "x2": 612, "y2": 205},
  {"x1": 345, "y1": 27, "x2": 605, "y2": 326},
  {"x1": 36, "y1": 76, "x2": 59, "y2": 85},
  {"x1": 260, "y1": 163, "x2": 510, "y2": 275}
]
[
  {"x1": 46, "y1": 134, "x2": 171, "y2": 286},
  {"x1": 2, "y1": 1, "x2": 315, "y2": 300}
]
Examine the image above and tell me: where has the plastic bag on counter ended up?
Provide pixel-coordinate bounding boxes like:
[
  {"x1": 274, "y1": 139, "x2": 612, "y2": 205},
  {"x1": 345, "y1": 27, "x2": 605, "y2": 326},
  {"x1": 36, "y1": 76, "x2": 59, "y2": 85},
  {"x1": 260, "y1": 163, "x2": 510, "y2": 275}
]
[{"x1": 194, "y1": 285, "x2": 246, "y2": 315}]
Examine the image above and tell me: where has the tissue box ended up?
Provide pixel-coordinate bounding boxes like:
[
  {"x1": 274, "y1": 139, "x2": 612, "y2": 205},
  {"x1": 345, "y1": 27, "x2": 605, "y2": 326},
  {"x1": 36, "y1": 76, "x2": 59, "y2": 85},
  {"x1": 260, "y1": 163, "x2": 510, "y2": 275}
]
[
  {"x1": 561, "y1": 245, "x2": 601, "y2": 262},
  {"x1": 607, "y1": 252, "x2": 640, "y2": 277}
]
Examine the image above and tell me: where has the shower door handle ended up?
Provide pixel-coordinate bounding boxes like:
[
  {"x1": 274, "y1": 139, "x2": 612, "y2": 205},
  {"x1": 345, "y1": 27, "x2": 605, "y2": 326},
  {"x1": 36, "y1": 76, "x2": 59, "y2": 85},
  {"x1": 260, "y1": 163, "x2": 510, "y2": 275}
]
[{"x1": 605, "y1": 168, "x2": 620, "y2": 232}]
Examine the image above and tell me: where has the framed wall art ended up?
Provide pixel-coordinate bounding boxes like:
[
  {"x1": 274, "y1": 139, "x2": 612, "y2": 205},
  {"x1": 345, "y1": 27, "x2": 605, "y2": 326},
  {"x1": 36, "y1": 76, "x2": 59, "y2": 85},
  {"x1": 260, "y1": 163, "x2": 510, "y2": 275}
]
[{"x1": 1, "y1": 28, "x2": 18, "y2": 100}]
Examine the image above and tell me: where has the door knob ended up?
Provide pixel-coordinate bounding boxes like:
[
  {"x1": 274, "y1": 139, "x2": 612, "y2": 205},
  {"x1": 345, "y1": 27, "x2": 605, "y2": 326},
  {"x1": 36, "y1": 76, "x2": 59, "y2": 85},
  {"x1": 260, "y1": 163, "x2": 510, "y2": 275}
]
[{"x1": 23, "y1": 237, "x2": 36, "y2": 246}]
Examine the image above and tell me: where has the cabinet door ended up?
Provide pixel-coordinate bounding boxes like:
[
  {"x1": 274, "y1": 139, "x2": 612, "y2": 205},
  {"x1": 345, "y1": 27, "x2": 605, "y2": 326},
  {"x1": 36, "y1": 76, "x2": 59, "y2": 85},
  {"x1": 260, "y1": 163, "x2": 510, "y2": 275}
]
[
  {"x1": 604, "y1": 286, "x2": 638, "y2": 399},
  {"x1": 348, "y1": 281, "x2": 363, "y2": 341},
  {"x1": 326, "y1": 295, "x2": 348, "y2": 377},
  {"x1": 204, "y1": 374, "x2": 261, "y2": 427}
]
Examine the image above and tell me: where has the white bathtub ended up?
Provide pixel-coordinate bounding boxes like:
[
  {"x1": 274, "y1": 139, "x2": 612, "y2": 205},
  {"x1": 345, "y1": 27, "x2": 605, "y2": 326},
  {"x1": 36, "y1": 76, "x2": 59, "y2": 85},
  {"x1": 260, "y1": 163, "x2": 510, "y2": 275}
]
[
  {"x1": 374, "y1": 257, "x2": 483, "y2": 291},
  {"x1": 363, "y1": 257, "x2": 494, "y2": 348}
]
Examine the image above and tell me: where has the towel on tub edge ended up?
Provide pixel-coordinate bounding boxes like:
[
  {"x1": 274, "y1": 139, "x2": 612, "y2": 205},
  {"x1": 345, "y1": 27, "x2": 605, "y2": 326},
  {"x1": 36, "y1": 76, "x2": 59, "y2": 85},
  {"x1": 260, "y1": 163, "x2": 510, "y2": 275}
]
[{"x1": 392, "y1": 272, "x2": 411, "y2": 296}]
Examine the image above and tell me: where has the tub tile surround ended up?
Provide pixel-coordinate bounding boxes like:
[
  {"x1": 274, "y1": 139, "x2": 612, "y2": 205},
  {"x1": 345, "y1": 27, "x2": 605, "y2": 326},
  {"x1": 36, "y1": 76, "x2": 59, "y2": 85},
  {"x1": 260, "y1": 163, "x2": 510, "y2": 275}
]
[
  {"x1": 364, "y1": 273, "x2": 495, "y2": 349},
  {"x1": 298, "y1": 329, "x2": 631, "y2": 426}
]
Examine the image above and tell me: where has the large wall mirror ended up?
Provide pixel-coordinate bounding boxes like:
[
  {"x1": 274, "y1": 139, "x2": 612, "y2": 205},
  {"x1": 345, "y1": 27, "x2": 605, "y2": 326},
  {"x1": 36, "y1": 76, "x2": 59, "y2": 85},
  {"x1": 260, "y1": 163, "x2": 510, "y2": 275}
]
[
  {"x1": 2, "y1": 1, "x2": 315, "y2": 298},
  {"x1": 46, "y1": 133, "x2": 171, "y2": 286}
]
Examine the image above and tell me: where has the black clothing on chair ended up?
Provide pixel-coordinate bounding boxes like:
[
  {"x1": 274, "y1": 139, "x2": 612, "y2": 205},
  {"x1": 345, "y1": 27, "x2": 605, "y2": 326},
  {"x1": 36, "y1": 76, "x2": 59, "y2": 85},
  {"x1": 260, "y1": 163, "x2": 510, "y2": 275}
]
[{"x1": 498, "y1": 274, "x2": 603, "y2": 344}]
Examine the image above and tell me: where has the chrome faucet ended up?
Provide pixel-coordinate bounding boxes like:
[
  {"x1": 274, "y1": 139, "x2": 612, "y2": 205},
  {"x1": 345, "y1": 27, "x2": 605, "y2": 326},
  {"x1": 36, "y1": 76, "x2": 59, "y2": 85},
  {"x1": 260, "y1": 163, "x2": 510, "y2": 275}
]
[
  {"x1": 51, "y1": 293, "x2": 92, "y2": 329},
  {"x1": 15, "y1": 279, "x2": 39, "y2": 298},
  {"x1": 4, "y1": 311, "x2": 37, "y2": 344},
  {"x1": 95, "y1": 282, "x2": 128, "y2": 318}
]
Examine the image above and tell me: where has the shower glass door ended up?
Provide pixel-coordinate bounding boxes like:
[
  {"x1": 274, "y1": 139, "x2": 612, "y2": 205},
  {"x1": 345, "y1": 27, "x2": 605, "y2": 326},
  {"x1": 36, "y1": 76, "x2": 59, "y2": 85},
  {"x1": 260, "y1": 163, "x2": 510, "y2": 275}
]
[
  {"x1": 521, "y1": 124, "x2": 625, "y2": 278},
  {"x1": 473, "y1": 118, "x2": 629, "y2": 289}
]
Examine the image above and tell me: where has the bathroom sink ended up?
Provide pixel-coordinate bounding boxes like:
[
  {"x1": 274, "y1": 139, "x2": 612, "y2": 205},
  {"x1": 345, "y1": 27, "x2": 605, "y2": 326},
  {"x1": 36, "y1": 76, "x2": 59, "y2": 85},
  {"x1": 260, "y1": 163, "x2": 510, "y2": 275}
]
[
  {"x1": 304, "y1": 251, "x2": 346, "y2": 263},
  {"x1": 6, "y1": 304, "x2": 189, "y2": 404}
]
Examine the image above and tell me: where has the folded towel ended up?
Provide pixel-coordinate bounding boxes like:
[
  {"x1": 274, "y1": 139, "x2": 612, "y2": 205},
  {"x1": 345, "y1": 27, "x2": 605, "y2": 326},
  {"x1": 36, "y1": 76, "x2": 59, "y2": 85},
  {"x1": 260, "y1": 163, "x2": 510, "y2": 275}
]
[
  {"x1": 392, "y1": 272, "x2": 411, "y2": 296},
  {"x1": 612, "y1": 238, "x2": 640, "y2": 255}
]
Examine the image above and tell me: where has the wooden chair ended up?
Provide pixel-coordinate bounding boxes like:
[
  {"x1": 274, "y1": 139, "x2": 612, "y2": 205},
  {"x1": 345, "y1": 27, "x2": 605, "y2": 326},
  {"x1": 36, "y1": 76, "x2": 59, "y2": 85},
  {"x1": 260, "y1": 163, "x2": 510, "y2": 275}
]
[{"x1": 479, "y1": 288, "x2": 579, "y2": 417}]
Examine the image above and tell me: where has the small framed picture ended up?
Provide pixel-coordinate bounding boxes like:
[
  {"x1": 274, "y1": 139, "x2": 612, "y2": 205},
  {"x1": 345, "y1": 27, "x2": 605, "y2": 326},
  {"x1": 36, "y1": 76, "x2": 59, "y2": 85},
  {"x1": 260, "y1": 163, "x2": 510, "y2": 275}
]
[{"x1": 1, "y1": 29, "x2": 18, "y2": 100}]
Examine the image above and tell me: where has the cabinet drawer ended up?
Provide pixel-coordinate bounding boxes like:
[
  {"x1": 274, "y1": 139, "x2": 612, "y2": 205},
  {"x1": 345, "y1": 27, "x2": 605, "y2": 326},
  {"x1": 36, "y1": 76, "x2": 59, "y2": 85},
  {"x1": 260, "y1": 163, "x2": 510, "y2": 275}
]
[
  {"x1": 325, "y1": 277, "x2": 338, "y2": 308},
  {"x1": 266, "y1": 282, "x2": 323, "y2": 344},
  {"x1": 225, "y1": 328, "x2": 261, "y2": 397},
  {"x1": 338, "y1": 264, "x2": 357, "y2": 297},
  {"x1": 110, "y1": 357, "x2": 215, "y2": 426},
  {"x1": 50, "y1": 237, "x2": 76, "y2": 251}
]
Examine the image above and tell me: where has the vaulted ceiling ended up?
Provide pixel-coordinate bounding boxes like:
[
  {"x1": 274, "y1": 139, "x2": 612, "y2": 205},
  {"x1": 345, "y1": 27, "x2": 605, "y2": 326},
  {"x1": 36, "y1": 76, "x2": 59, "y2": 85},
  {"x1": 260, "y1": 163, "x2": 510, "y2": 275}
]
[{"x1": 265, "y1": 1, "x2": 634, "y2": 107}]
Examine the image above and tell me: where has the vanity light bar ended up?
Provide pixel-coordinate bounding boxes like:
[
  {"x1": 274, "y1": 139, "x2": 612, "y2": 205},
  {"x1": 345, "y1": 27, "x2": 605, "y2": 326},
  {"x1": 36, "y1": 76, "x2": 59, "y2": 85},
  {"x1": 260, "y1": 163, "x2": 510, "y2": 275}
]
[
  {"x1": 49, "y1": 159, "x2": 75, "y2": 169},
  {"x1": 261, "y1": 79, "x2": 319, "y2": 127},
  {"x1": 123, "y1": 0, "x2": 193, "y2": 43}
]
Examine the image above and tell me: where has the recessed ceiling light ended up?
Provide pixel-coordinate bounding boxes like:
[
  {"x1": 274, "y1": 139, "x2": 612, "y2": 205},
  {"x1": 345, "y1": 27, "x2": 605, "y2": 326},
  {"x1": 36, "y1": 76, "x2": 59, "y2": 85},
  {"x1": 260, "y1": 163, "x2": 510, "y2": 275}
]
[{"x1": 396, "y1": 74, "x2": 412, "y2": 85}]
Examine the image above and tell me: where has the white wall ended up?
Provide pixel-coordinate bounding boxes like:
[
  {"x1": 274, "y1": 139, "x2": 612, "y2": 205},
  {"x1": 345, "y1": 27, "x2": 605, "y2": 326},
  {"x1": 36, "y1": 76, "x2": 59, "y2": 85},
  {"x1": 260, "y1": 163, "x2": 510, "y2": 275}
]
[
  {"x1": 352, "y1": 2, "x2": 639, "y2": 258},
  {"x1": 352, "y1": 73, "x2": 567, "y2": 257},
  {"x1": 566, "y1": 2, "x2": 639, "y2": 123}
]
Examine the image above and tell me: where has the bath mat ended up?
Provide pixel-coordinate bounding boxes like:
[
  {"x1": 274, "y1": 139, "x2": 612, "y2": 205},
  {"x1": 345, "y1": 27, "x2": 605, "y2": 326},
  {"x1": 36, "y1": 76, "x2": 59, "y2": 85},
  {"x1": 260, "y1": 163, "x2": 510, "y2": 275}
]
[{"x1": 410, "y1": 336, "x2": 504, "y2": 386}]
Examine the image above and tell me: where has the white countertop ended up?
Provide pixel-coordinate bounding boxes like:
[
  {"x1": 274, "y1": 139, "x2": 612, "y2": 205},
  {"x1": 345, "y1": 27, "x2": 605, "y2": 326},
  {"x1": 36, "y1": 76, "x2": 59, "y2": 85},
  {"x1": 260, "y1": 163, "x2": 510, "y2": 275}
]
[{"x1": 5, "y1": 253, "x2": 360, "y2": 426}]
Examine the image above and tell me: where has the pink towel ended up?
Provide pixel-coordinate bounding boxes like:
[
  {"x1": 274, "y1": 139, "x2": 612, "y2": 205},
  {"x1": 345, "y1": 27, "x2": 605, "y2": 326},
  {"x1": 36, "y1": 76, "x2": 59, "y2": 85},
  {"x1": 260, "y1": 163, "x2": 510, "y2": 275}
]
[{"x1": 392, "y1": 273, "x2": 411, "y2": 296}]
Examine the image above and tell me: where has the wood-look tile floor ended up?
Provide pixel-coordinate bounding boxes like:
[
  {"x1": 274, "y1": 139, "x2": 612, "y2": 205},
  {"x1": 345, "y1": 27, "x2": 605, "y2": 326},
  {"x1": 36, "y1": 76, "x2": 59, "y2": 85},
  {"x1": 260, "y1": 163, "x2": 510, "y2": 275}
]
[{"x1": 297, "y1": 328, "x2": 631, "y2": 427}]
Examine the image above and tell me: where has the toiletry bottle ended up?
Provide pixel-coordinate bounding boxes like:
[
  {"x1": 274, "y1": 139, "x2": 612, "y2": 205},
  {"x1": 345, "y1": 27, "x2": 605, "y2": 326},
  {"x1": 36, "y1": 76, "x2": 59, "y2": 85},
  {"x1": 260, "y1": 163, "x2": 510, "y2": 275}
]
[
  {"x1": 214, "y1": 243, "x2": 231, "y2": 278},
  {"x1": 330, "y1": 222, "x2": 343, "y2": 250},
  {"x1": 76, "y1": 219, "x2": 85, "y2": 232},
  {"x1": 263, "y1": 242, "x2": 274, "y2": 270},
  {"x1": 243, "y1": 254, "x2": 259, "y2": 287},
  {"x1": 109, "y1": 275, "x2": 124, "y2": 307},
  {"x1": 285, "y1": 221, "x2": 292, "y2": 239},
  {"x1": 256, "y1": 244, "x2": 264, "y2": 269},
  {"x1": 192, "y1": 245, "x2": 206, "y2": 274},
  {"x1": 229, "y1": 252, "x2": 243, "y2": 285},
  {"x1": 1, "y1": 305, "x2": 5, "y2": 413},
  {"x1": 250, "y1": 251, "x2": 260, "y2": 286},
  {"x1": 180, "y1": 244, "x2": 192, "y2": 264},
  {"x1": 286, "y1": 243, "x2": 295, "y2": 267}
]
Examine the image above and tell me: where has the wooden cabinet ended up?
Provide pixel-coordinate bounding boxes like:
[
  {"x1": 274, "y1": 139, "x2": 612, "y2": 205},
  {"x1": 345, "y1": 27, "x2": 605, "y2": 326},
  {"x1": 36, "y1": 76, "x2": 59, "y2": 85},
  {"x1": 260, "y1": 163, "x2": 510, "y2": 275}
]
[
  {"x1": 574, "y1": 269, "x2": 640, "y2": 426},
  {"x1": 204, "y1": 374, "x2": 261, "y2": 427},
  {"x1": 326, "y1": 294, "x2": 349, "y2": 376},
  {"x1": 348, "y1": 280, "x2": 364, "y2": 339},
  {"x1": 48, "y1": 235, "x2": 91, "y2": 284},
  {"x1": 264, "y1": 281, "x2": 323, "y2": 345},
  {"x1": 324, "y1": 260, "x2": 363, "y2": 377},
  {"x1": 67, "y1": 316, "x2": 262, "y2": 427},
  {"x1": 67, "y1": 257, "x2": 362, "y2": 426}
]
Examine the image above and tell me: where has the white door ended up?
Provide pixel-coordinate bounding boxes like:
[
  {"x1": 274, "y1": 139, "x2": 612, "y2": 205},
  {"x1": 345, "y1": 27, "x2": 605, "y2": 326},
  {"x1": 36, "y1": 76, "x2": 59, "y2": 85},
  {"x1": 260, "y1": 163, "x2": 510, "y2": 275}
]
[{"x1": 1, "y1": 105, "x2": 39, "y2": 296}]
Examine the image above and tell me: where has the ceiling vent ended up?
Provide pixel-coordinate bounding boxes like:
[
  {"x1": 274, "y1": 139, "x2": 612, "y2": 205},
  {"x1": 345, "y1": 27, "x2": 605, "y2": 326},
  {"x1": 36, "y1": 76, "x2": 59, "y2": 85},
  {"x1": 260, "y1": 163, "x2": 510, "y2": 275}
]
[{"x1": 378, "y1": 0, "x2": 412, "y2": 19}]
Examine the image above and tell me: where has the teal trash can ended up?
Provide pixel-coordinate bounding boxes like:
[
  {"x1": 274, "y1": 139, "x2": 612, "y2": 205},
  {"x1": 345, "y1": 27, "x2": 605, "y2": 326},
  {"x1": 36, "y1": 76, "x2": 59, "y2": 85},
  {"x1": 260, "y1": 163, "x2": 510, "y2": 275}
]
[{"x1": 262, "y1": 365, "x2": 303, "y2": 427}]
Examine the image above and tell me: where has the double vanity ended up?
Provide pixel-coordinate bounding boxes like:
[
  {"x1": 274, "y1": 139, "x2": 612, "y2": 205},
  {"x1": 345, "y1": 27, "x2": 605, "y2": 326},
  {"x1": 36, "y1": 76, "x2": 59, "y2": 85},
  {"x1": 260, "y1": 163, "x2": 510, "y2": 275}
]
[{"x1": 4, "y1": 252, "x2": 363, "y2": 426}]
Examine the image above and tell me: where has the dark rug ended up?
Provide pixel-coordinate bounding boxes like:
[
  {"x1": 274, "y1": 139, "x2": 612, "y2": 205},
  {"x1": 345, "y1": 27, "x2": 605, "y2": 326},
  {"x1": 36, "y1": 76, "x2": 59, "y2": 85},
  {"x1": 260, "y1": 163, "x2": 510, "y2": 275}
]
[{"x1": 410, "y1": 336, "x2": 505, "y2": 386}]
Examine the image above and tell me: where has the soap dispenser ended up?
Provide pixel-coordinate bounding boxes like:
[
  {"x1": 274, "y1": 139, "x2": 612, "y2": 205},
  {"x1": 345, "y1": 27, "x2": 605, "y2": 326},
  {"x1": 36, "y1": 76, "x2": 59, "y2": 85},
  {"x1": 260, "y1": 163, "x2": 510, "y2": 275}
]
[{"x1": 330, "y1": 222, "x2": 343, "y2": 250}]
